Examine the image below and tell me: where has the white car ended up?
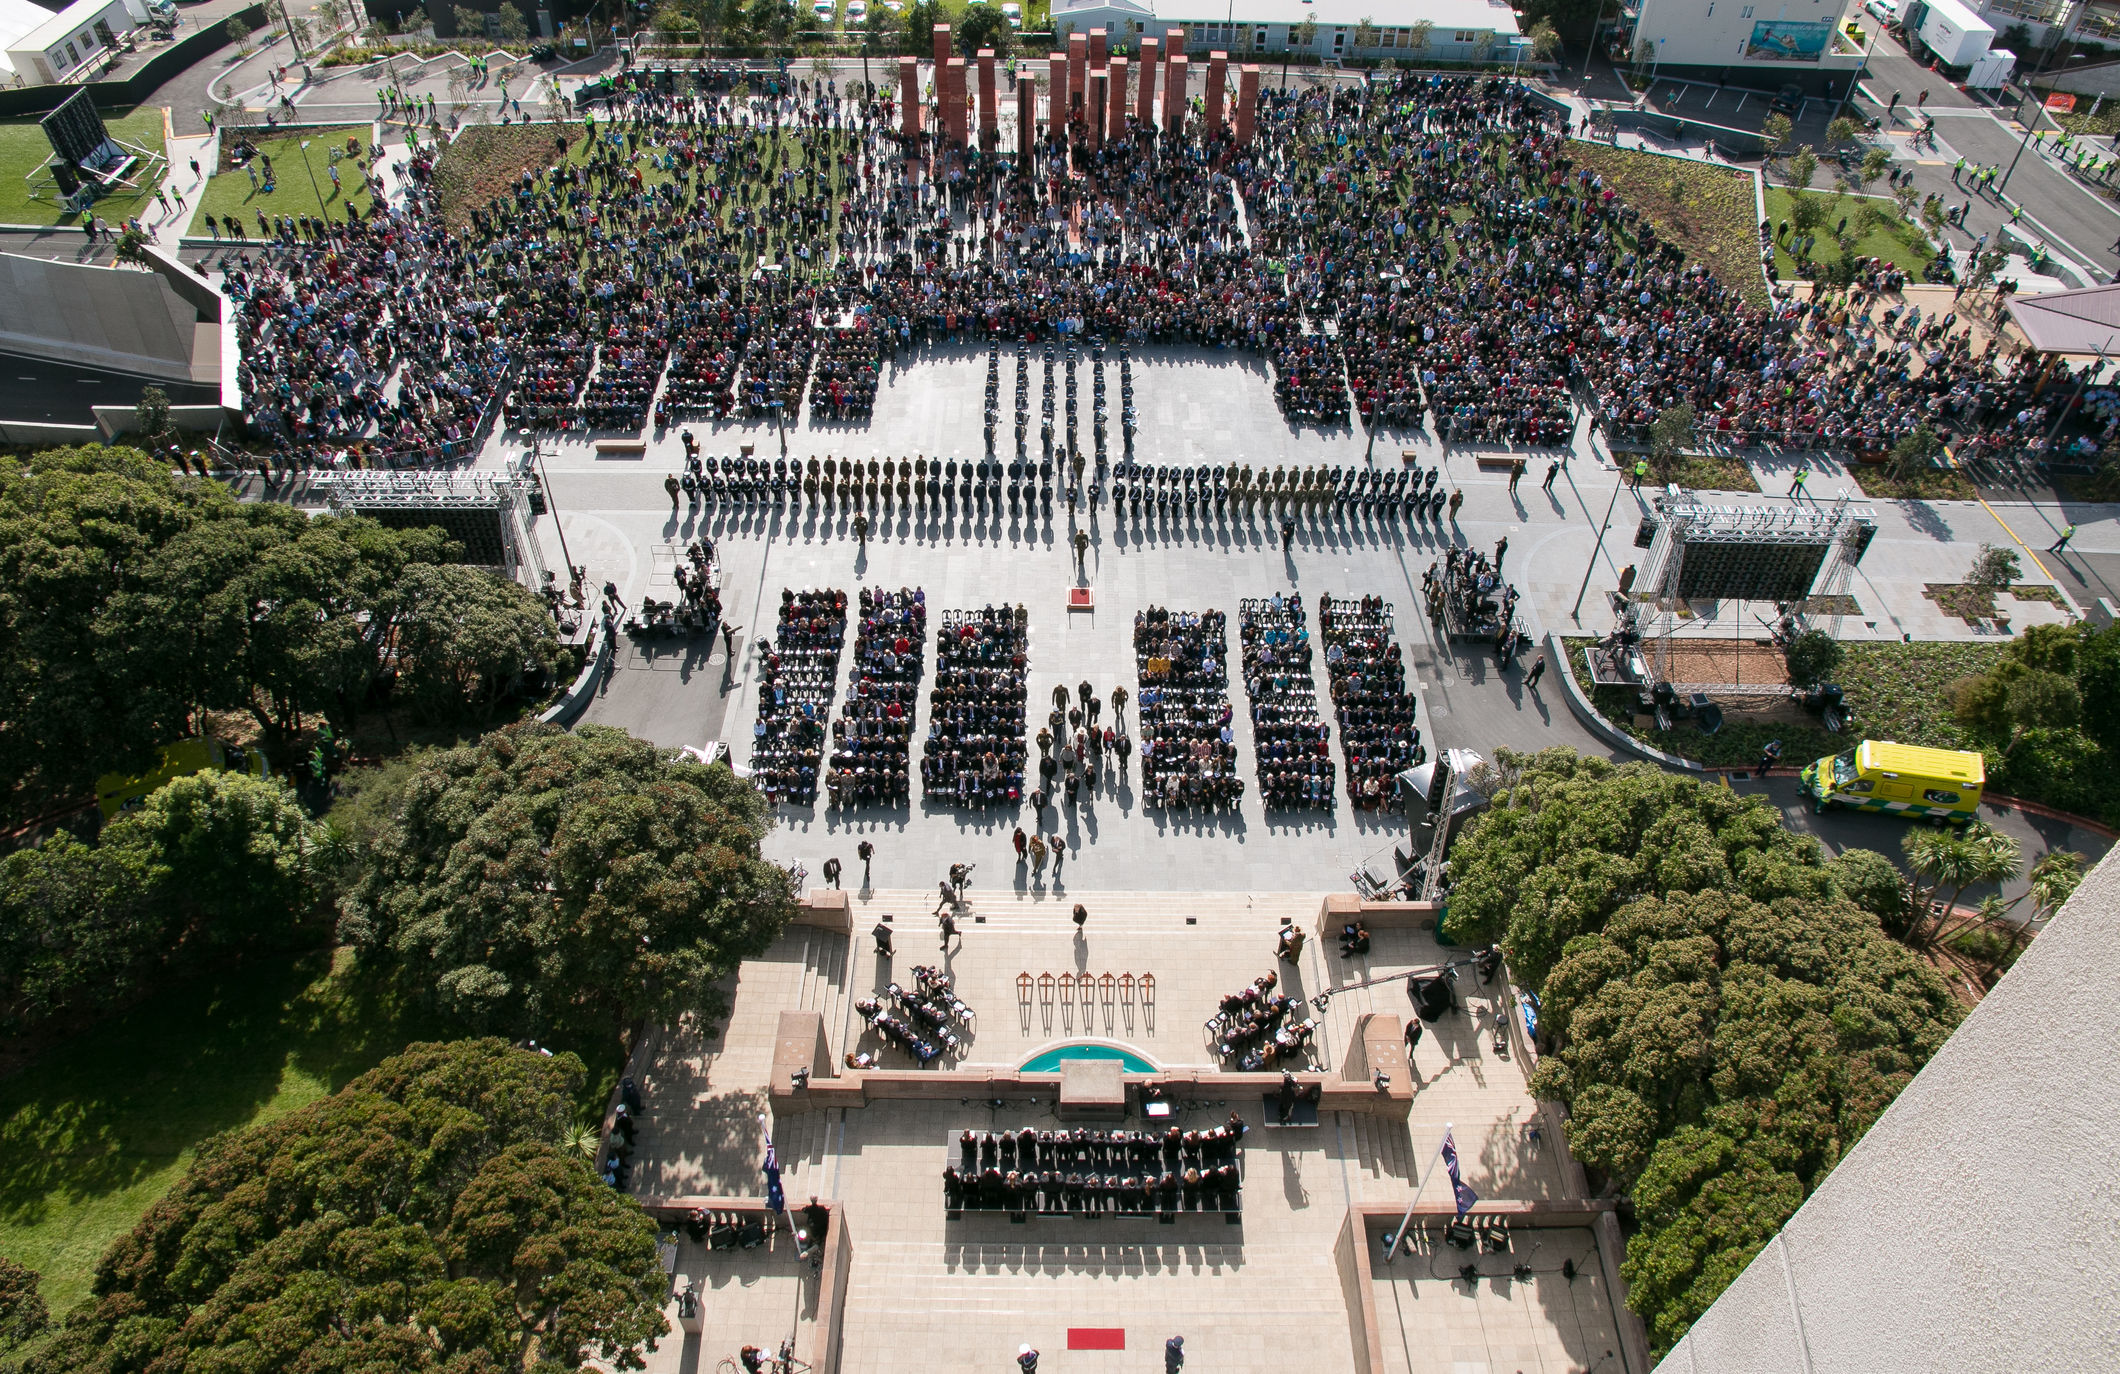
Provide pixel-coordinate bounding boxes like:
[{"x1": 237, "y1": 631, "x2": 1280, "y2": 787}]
[
  {"x1": 1001, "y1": 2, "x2": 1021, "y2": 26},
  {"x1": 846, "y1": 0, "x2": 866, "y2": 19},
  {"x1": 813, "y1": 0, "x2": 834, "y2": 18},
  {"x1": 1863, "y1": 0, "x2": 1898, "y2": 23}
]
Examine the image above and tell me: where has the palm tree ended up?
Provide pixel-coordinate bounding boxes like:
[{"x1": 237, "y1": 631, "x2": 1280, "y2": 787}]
[{"x1": 1903, "y1": 822, "x2": 2021, "y2": 950}]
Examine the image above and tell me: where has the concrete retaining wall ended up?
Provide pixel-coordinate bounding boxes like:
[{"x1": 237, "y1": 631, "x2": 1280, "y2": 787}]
[{"x1": 1546, "y1": 630, "x2": 1706, "y2": 773}]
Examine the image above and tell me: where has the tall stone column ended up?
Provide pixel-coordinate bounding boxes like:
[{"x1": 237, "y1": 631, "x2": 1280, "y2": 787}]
[
  {"x1": 1017, "y1": 73, "x2": 1036, "y2": 162},
  {"x1": 1107, "y1": 54, "x2": 1129, "y2": 141},
  {"x1": 1165, "y1": 27, "x2": 1185, "y2": 61},
  {"x1": 1067, "y1": 30, "x2": 1087, "y2": 116},
  {"x1": 1089, "y1": 27, "x2": 1107, "y2": 68},
  {"x1": 1048, "y1": 51, "x2": 1068, "y2": 133},
  {"x1": 1136, "y1": 36, "x2": 1159, "y2": 126},
  {"x1": 1234, "y1": 65, "x2": 1259, "y2": 144},
  {"x1": 931, "y1": 22, "x2": 950, "y2": 68},
  {"x1": 1087, "y1": 70, "x2": 1106, "y2": 150},
  {"x1": 1204, "y1": 50, "x2": 1227, "y2": 136},
  {"x1": 978, "y1": 48, "x2": 998, "y2": 151},
  {"x1": 1165, "y1": 54, "x2": 1187, "y2": 134},
  {"x1": 900, "y1": 56, "x2": 922, "y2": 138}
]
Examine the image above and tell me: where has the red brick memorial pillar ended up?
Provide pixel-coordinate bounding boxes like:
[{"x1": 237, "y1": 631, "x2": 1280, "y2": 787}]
[
  {"x1": 1017, "y1": 73, "x2": 1036, "y2": 161},
  {"x1": 900, "y1": 56, "x2": 922, "y2": 138},
  {"x1": 979, "y1": 48, "x2": 999, "y2": 151},
  {"x1": 1235, "y1": 65, "x2": 1259, "y2": 144},
  {"x1": 1136, "y1": 36, "x2": 1159, "y2": 125},
  {"x1": 1067, "y1": 31, "x2": 1087, "y2": 117},
  {"x1": 1204, "y1": 50, "x2": 1227, "y2": 137},
  {"x1": 1107, "y1": 54, "x2": 1129, "y2": 140},
  {"x1": 1165, "y1": 54, "x2": 1187, "y2": 134}
]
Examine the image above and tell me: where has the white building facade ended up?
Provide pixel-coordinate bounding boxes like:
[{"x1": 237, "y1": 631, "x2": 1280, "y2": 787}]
[
  {"x1": 1051, "y1": 0, "x2": 1524, "y2": 66},
  {"x1": 5, "y1": 0, "x2": 152, "y2": 87},
  {"x1": 1619, "y1": 0, "x2": 1868, "y2": 91}
]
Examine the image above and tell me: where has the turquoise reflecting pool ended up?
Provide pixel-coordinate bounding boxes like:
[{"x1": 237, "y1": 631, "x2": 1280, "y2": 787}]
[{"x1": 1021, "y1": 1043, "x2": 1157, "y2": 1074}]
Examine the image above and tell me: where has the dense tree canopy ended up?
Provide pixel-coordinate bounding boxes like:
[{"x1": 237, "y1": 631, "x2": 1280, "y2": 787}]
[
  {"x1": 20, "y1": 1039, "x2": 667, "y2": 1374},
  {"x1": 393, "y1": 563, "x2": 564, "y2": 724},
  {"x1": 1446, "y1": 749, "x2": 1962, "y2": 1355},
  {"x1": 0, "y1": 771, "x2": 324, "y2": 1042},
  {"x1": 1440, "y1": 749, "x2": 1834, "y2": 987},
  {"x1": 0, "y1": 1256, "x2": 47, "y2": 1355},
  {"x1": 0, "y1": 445, "x2": 525, "y2": 819},
  {"x1": 339, "y1": 724, "x2": 793, "y2": 1038}
]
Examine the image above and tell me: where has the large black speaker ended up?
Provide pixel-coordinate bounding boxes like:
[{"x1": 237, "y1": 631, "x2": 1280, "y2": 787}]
[
  {"x1": 1849, "y1": 516, "x2": 1878, "y2": 564},
  {"x1": 50, "y1": 161, "x2": 80, "y2": 196},
  {"x1": 1410, "y1": 976, "x2": 1454, "y2": 1023},
  {"x1": 1675, "y1": 538, "x2": 1830, "y2": 602},
  {"x1": 41, "y1": 90, "x2": 110, "y2": 168}
]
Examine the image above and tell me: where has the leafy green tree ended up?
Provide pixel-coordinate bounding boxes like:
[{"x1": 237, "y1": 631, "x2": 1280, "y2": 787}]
[
  {"x1": 1857, "y1": 145, "x2": 1891, "y2": 191},
  {"x1": 1288, "y1": 15, "x2": 1320, "y2": 87},
  {"x1": 1788, "y1": 187, "x2": 1827, "y2": 241},
  {"x1": 28, "y1": 1040, "x2": 666, "y2": 1374},
  {"x1": 392, "y1": 564, "x2": 562, "y2": 723},
  {"x1": 1825, "y1": 846, "x2": 1907, "y2": 929},
  {"x1": 1966, "y1": 541, "x2": 2020, "y2": 592},
  {"x1": 1440, "y1": 748, "x2": 1833, "y2": 987},
  {"x1": 450, "y1": 4, "x2": 484, "y2": 39},
  {"x1": 223, "y1": 13, "x2": 251, "y2": 51},
  {"x1": 0, "y1": 446, "x2": 237, "y2": 813},
  {"x1": 899, "y1": 0, "x2": 940, "y2": 55},
  {"x1": 1761, "y1": 115, "x2": 1794, "y2": 161},
  {"x1": 0, "y1": 1256, "x2": 48, "y2": 1354},
  {"x1": 132, "y1": 385, "x2": 171, "y2": 449},
  {"x1": 1826, "y1": 115, "x2": 1858, "y2": 147},
  {"x1": 1785, "y1": 145, "x2": 1817, "y2": 191},
  {"x1": 1526, "y1": 886, "x2": 1960, "y2": 1354},
  {"x1": 747, "y1": 0, "x2": 795, "y2": 41},
  {"x1": 1781, "y1": 628, "x2": 1843, "y2": 689},
  {"x1": 339, "y1": 723, "x2": 794, "y2": 1038},
  {"x1": 1647, "y1": 402, "x2": 1697, "y2": 478},
  {"x1": 0, "y1": 830, "x2": 158, "y2": 1038},
  {"x1": 105, "y1": 769, "x2": 326, "y2": 947},
  {"x1": 1526, "y1": 20, "x2": 1562, "y2": 62},
  {"x1": 497, "y1": 2, "x2": 529, "y2": 40},
  {"x1": 2076, "y1": 622, "x2": 2120, "y2": 747},
  {"x1": 1888, "y1": 423, "x2": 1943, "y2": 480},
  {"x1": 956, "y1": 1, "x2": 1014, "y2": 58}
]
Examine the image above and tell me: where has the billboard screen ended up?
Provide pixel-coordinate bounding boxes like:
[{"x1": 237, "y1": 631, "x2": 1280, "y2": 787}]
[{"x1": 1745, "y1": 19, "x2": 1833, "y2": 62}]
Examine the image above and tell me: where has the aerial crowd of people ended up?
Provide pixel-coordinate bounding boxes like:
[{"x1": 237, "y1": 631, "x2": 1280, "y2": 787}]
[{"x1": 216, "y1": 62, "x2": 2096, "y2": 477}]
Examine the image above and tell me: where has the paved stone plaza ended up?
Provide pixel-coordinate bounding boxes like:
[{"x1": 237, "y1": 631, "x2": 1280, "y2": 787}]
[{"x1": 626, "y1": 895, "x2": 1617, "y2": 1374}]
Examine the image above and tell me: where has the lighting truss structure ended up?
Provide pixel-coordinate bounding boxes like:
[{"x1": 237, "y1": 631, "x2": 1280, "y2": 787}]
[
  {"x1": 315, "y1": 471, "x2": 546, "y2": 586},
  {"x1": 1634, "y1": 488, "x2": 1872, "y2": 688}
]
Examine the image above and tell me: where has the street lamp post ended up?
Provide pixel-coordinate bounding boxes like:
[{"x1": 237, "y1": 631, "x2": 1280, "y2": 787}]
[{"x1": 2000, "y1": 45, "x2": 2088, "y2": 196}]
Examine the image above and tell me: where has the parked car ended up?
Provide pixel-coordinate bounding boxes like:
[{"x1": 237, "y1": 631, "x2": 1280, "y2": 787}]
[
  {"x1": 1001, "y1": 2, "x2": 1021, "y2": 26},
  {"x1": 846, "y1": 0, "x2": 867, "y2": 19},
  {"x1": 813, "y1": 0, "x2": 835, "y2": 18},
  {"x1": 1863, "y1": 0, "x2": 1899, "y2": 24},
  {"x1": 1770, "y1": 83, "x2": 1803, "y2": 114}
]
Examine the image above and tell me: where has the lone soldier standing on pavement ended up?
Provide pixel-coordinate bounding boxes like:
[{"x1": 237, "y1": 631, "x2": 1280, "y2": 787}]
[{"x1": 857, "y1": 839, "x2": 874, "y2": 882}]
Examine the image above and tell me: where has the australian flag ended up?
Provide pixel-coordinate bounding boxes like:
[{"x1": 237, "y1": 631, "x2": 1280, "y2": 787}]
[
  {"x1": 1440, "y1": 1129, "x2": 1479, "y2": 1217},
  {"x1": 763, "y1": 1137, "x2": 785, "y2": 1214}
]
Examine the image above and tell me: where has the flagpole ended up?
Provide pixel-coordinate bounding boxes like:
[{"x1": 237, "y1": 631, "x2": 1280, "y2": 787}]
[{"x1": 1382, "y1": 1121, "x2": 1451, "y2": 1263}]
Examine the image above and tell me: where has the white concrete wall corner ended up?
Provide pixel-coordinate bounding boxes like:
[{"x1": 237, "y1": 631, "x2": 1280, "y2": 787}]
[{"x1": 1651, "y1": 848, "x2": 2120, "y2": 1373}]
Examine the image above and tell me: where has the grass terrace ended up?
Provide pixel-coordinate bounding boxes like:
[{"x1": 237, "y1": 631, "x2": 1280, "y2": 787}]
[
  {"x1": 0, "y1": 108, "x2": 168, "y2": 227},
  {"x1": 189, "y1": 125, "x2": 375, "y2": 236},
  {"x1": 1570, "y1": 141, "x2": 1770, "y2": 309}
]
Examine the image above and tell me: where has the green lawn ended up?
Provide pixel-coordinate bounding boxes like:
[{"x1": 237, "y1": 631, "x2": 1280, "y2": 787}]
[
  {"x1": 0, "y1": 107, "x2": 167, "y2": 227},
  {"x1": 0, "y1": 950, "x2": 446, "y2": 1316},
  {"x1": 189, "y1": 126, "x2": 374, "y2": 237},
  {"x1": 1763, "y1": 185, "x2": 1935, "y2": 277}
]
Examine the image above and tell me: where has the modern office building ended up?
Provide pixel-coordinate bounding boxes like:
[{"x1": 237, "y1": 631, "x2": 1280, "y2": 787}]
[{"x1": 1049, "y1": 0, "x2": 1525, "y2": 67}]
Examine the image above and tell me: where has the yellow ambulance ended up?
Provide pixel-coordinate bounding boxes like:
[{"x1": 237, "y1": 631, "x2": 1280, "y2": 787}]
[{"x1": 1799, "y1": 740, "x2": 1984, "y2": 824}]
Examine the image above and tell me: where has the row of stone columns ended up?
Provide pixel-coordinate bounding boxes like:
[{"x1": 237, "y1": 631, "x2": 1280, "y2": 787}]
[{"x1": 906, "y1": 23, "x2": 1260, "y2": 151}]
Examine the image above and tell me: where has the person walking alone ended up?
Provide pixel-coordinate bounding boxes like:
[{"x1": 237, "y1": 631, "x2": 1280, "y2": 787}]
[
  {"x1": 1508, "y1": 458, "x2": 1524, "y2": 493},
  {"x1": 822, "y1": 856, "x2": 842, "y2": 889},
  {"x1": 1013, "y1": 827, "x2": 1028, "y2": 860},
  {"x1": 1788, "y1": 466, "x2": 1809, "y2": 498},
  {"x1": 1072, "y1": 902, "x2": 1088, "y2": 930},
  {"x1": 1543, "y1": 459, "x2": 1559, "y2": 493},
  {"x1": 1525, "y1": 653, "x2": 1548, "y2": 690},
  {"x1": 2049, "y1": 523, "x2": 2077, "y2": 552},
  {"x1": 857, "y1": 839, "x2": 874, "y2": 883},
  {"x1": 1051, "y1": 835, "x2": 1067, "y2": 876}
]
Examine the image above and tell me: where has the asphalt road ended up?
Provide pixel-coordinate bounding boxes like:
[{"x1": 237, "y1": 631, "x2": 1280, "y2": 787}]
[{"x1": 0, "y1": 354, "x2": 217, "y2": 424}]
